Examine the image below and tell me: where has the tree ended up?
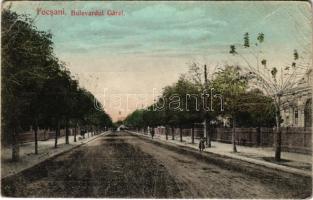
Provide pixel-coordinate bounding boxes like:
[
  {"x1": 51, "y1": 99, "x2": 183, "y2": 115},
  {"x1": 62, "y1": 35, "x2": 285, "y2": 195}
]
[
  {"x1": 162, "y1": 84, "x2": 178, "y2": 140},
  {"x1": 185, "y1": 63, "x2": 219, "y2": 147},
  {"x1": 124, "y1": 109, "x2": 145, "y2": 132},
  {"x1": 2, "y1": 8, "x2": 113, "y2": 160},
  {"x1": 2, "y1": 8, "x2": 56, "y2": 159},
  {"x1": 157, "y1": 76, "x2": 203, "y2": 142},
  {"x1": 39, "y1": 62, "x2": 71, "y2": 148},
  {"x1": 63, "y1": 79, "x2": 79, "y2": 144},
  {"x1": 77, "y1": 89, "x2": 112, "y2": 135},
  {"x1": 213, "y1": 66, "x2": 248, "y2": 152},
  {"x1": 235, "y1": 89, "x2": 276, "y2": 128},
  {"x1": 229, "y1": 32, "x2": 310, "y2": 160},
  {"x1": 142, "y1": 104, "x2": 163, "y2": 138}
]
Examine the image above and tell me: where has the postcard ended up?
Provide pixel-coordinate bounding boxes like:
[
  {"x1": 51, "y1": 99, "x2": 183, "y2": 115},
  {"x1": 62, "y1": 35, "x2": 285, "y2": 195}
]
[{"x1": 1, "y1": 0, "x2": 312, "y2": 198}]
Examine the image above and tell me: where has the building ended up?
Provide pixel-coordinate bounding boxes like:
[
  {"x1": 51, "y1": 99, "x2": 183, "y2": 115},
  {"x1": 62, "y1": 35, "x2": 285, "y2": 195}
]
[{"x1": 281, "y1": 69, "x2": 312, "y2": 127}]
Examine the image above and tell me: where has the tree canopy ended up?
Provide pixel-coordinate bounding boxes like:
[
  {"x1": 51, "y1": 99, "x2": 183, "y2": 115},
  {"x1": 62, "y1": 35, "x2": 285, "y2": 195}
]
[{"x1": 2, "y1": 9, "x2": 112, "y2": 159}]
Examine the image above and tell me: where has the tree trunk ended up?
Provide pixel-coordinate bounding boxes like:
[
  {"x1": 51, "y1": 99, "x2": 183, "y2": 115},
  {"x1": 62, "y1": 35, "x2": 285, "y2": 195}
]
[
  {"x1": 191, "y1": 125, "x2": 195, "y2": 144},
  {"x1": 204, "y1": 119, "x2": 208, "y2": 145},
  {"x1": 151, "y1": 126, "x2": 155, "y2": 139},
  {"x1": 12, "y1": 127, "x2": 20, "y2": 162},
  {"x1": 179, "y1": 126, "x2": 183, "y2": 142},
  {"x1": 65, "y1": 118, "x2": 69, "y2": 144},
  {"x1": 34, "y1": 124, "x2": 38, "y2": 154},
  {"x1": 232, "y1": 117, "x2": 237, "y2": 152},
  {"x1": 165, "y1": 126, "x2": 168, "y2": 140},
  {"x1": 55, "y1": 120, "x2": 60, "y2": 148},
  {"x1": 171, "y1": 126, "x2": 175, "y2": 140},
  {"x1": 275, "y1": 98, "x2": 282, "y2": 161},
  {"x1": 257, "y1": 126, "x2": 261, "y2": 146},
  {"x1": 74, "y1": 123, "x2": 77, "y2": 142},
  {"x1": 207, "y1": 120, "x2": 212, "y2": 148}
]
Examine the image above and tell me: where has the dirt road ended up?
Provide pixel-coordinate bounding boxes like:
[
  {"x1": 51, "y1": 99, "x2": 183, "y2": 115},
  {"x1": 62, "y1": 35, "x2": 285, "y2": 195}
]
[{"x1": 2, "y1": 132, "x2": 311, "y2": 198}]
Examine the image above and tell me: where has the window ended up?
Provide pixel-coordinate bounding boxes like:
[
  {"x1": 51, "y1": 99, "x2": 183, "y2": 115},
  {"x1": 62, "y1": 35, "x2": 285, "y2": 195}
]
[{"x1": 294, "y1": 109, "x2": 298, "y2": 125}]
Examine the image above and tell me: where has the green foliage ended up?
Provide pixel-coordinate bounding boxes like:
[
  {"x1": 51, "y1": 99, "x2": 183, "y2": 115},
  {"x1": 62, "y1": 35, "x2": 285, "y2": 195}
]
[
  {"x1": 243, "y1": 32, "x2": 250, "y2": 48},
  {"x1": 229, "y1": 45, "x2": 237, "y2": 55},
  {"x1": 235, "y1": 89, "x2": 276, "y2": 127},
  {"x1": 227, "y1": 31, "x2": 306, "y2": 160},
  {"x1": 271, "y1": 67, "x2": 277, "y2": 79},
  {"x1": 124, "y1": 65, "x2": 275, "y2": 129},
  {"x1": 261, "y1": 59, "x2": 267, "y2": 67},
  {"x1": 293, "y1": 49, "x2": 299, "y2": 60},
  {"x1": 212, "y1": 66, "x2": 247, "y2": 117},
  {"x1": 257, "y1": 33, "x2": 264, "y2": 43},
  {"x1": 125, "y1": 76, "x2": 204, "y2": 129},
  {"x1": 164, "y1": 76, "x2": 203, "y2": 127},
  {"x1": 1, "y1": 9, "x2": 112, "y2": 145},
  {"x1": 124, "y1": 109, "x2": 145, "y2": 128}
]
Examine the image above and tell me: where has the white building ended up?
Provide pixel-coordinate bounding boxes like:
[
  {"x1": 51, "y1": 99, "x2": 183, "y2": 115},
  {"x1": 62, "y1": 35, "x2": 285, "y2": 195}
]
[{"x1": 281, "y1": 70, "x2": 312, "y2": 127}]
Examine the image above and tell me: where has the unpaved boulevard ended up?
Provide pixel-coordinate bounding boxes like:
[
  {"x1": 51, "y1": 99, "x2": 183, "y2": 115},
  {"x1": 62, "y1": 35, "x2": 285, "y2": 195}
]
[{"x1": 2, "y1": 132, "x2": 311, "y2": 198}]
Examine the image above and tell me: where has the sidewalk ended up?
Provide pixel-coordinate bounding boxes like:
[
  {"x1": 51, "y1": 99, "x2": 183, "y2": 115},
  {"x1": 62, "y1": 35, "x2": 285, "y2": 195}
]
[
  {"x1": 130, "y1": 131, "x2": 312, "y2": 177},
  {"x1": 1, "y1": 131, "x2": 110, "y2": 179}
]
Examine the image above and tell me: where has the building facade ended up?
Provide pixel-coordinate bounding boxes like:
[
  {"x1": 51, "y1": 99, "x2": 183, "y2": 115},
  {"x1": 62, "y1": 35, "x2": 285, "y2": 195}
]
[{"x1": 281, "y1": 70, "x2": 312, "y2": 127}]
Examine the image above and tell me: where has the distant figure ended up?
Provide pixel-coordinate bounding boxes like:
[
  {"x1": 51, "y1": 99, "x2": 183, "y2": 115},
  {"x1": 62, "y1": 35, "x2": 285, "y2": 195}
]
[
  {"x1": 80, "y1": 128, "x2": 86, "y2": 139},
  {"x1": 199, "y1": 137, "x2": 205, "y2": 152}
]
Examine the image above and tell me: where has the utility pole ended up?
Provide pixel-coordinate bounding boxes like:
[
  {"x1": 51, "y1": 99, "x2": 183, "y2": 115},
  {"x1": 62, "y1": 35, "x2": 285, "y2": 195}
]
[{"x1": 203, "y1": 65, "x2": 211, "y2": 147}]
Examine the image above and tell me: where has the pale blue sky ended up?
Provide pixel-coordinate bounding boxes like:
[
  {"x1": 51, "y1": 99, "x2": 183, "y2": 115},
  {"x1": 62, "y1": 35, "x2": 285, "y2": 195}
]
[{"x1": 7, "y1": 1, "x2": 312, "y2": 120}]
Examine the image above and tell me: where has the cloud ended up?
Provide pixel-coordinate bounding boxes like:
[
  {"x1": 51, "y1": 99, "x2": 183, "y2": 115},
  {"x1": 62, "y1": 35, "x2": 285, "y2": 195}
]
[
  {"x1": 9, "y1": 1, "x2": 312, "y2": 120},
  {"x1": 17, "y1": 2, "x2": 228, "y2": 56}
]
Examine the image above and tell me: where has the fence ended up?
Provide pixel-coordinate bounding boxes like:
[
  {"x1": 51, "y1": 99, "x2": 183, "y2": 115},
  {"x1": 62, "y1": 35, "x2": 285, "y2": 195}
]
[
  {"x1": 280, "y1": 127, "x2": 312, "y2": 154},
  {"x1": 17, "y1": 126, "x2": 312, "y2": 154},
  {"x1": 17, "y1": 129, "x2": 73, "y2": 143},
  {"x1": 153, "y1": 126, "x2": 312, "y2": 154}
]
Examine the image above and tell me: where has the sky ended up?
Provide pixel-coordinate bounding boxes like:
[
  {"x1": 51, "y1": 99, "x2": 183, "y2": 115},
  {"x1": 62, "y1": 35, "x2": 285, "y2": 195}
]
[{"x1": 6, "y1": 1, "x2": 312, "y2": 121}]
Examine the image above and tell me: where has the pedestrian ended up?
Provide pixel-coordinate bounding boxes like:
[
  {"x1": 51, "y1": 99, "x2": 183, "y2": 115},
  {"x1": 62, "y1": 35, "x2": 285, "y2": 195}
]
[{"x1": 199, "y1": 137, "x2": 205, "y2": 152}]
